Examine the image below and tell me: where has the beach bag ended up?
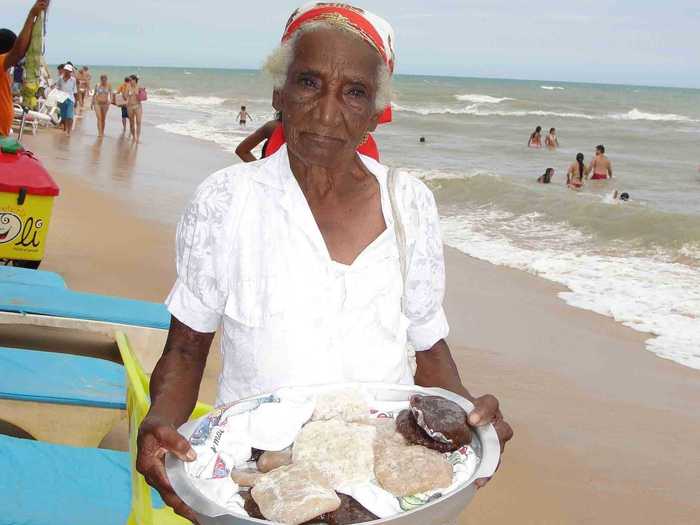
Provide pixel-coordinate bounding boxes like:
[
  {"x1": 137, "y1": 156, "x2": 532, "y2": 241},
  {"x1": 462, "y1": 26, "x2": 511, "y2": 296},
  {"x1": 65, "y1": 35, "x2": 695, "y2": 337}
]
[
  {"x1": 114, "y1": 93, "x2": 126, "y2": 106},
  {"x1": 388, "y1": 168, "x2": 418, "y2": 375},
  {"x1": 137, "y1": 87, "x2": 148, "y2": 102}
]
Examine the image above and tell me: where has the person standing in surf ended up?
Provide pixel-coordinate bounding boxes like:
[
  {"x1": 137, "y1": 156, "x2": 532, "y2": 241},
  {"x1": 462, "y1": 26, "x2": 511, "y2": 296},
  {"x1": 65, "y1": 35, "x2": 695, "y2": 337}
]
[
  {"x1": 567, "y1": 153, "x2": 589, "y2": 189},
  {"x1": 528, "y1": 126, "x2": 542, "y2": 148},
  {"x1": 545, "y1": 127, "x2": 559, "y2": 149},
  {"x1": 236, "y1": 105, "x2": 253, "y2": 128},
  {"x1": 589, "y1": 144, "x2": 613, "y2": 180}
]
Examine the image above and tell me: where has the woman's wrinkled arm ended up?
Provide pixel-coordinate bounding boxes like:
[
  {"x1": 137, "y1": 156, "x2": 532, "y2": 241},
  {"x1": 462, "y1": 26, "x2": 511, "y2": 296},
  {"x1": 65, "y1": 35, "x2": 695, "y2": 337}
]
[{"x1": 147, "y1": 315, "x2": 214, "y2": 425}]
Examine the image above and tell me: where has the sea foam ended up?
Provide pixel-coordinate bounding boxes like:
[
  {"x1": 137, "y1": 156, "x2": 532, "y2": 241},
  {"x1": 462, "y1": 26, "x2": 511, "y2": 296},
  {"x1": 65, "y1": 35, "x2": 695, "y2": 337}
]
[
  {"x1": 454, "y1": 94, "x2": 514, "y2": 104},
  {"x1": 392, "y1": 102, "x2": 596, "y2": 120},
  {"x1": 608, "y1": 108, "x2": 696, "y2": 122},
  {"x1": 440, "y1": 210, "x2": 700, "y2": 371}
]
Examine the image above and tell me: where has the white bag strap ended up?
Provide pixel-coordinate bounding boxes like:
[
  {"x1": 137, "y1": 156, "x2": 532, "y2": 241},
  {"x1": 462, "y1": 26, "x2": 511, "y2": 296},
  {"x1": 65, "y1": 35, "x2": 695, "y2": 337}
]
[
  {"x1": 387, "y1": 167, "x2": 417, "y2": 375},
  {"x1": 387, "y1": 167, "x2": 407, "y2": 311}
]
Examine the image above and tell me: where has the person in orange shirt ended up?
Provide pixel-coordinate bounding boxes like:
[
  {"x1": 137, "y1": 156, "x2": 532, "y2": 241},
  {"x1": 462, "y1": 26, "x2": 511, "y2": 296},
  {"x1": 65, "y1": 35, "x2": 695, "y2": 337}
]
[{"x1": 0, "y1": 1, "x2": 48, "y2": 137}]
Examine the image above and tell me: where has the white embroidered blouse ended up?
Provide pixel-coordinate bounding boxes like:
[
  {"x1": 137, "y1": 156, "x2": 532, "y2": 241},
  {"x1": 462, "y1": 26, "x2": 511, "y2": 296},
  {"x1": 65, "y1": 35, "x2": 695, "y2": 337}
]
[{"x1": 165, "y1": 146, "x2": 449, "y2": 405}]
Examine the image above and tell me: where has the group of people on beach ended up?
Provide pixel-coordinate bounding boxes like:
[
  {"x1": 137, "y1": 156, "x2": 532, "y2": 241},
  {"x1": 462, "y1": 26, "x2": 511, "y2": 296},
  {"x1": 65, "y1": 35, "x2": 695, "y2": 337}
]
[{"x1": 52, "y1": 65, "x2": 146, "y2": 141}]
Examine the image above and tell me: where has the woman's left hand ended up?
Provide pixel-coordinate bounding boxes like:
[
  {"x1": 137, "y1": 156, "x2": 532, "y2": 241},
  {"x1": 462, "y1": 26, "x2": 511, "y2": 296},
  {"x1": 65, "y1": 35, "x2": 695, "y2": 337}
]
[{"x1": 468, "y1": 394, "x2": 513, "y2": 488}]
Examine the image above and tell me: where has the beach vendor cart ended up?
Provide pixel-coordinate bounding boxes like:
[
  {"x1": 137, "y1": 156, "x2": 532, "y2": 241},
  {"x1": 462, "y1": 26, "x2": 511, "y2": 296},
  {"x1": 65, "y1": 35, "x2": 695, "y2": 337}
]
[{"x1": 0, "y1": 137, "x2": 59, "y2": 269}]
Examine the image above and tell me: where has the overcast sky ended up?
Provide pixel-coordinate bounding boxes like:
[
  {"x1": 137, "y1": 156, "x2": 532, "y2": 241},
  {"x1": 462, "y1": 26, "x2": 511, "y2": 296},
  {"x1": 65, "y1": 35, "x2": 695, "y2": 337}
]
[{"x1": 4, "y1": 0, "x2": 700, "y2": 88}]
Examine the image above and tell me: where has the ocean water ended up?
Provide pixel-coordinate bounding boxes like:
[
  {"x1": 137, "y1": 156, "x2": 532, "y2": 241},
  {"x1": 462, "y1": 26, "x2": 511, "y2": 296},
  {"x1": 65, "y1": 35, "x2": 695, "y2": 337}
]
[{"x1": 95, "y1": 66, "x2": 700, "y2": 370}]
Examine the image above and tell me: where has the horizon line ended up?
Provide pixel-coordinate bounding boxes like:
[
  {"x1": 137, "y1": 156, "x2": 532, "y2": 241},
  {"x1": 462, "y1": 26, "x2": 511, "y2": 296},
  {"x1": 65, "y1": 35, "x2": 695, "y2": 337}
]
[{"x1": 49, "y1": 62, "x2": 700, "y2": 91}]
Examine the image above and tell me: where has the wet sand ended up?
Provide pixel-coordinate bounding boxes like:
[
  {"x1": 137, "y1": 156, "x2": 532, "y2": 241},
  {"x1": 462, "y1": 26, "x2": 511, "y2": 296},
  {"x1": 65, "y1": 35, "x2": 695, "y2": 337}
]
[{"x1": 11, "y1": 108, "x2": 700, "y2": 524}]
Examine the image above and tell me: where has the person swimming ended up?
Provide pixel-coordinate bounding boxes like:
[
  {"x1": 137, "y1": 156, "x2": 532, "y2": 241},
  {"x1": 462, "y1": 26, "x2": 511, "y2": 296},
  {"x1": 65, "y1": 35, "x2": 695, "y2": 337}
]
[
  {"x1": 567, "y1": 153, "x2": 589, "y2": 189},
  {"x1": 545, "y1": 127, "x2": 559, "y2": 149},
  {"x1": 528, "y1": 126, "x2": 543, "y2": 148},
  {"x1": 537, "y1": 167, "x2": 554, "y2": 183}
]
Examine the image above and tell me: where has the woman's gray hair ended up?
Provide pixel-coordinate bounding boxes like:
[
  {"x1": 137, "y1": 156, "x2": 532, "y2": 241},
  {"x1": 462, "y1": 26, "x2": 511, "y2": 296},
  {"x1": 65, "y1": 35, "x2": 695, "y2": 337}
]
[{"x1": 263, "y1": 21, "x2": 392, "y2": 113}]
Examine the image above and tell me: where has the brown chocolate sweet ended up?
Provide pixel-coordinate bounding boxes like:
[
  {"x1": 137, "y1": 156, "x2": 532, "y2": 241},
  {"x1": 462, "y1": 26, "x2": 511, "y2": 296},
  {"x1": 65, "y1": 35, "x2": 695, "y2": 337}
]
[
  {"x1": 326, "y1": 494, "x2": 379, "y2": 524},
  {"x1": 410, "y1": 395, "x2": 471, "y2": 450},
  {"x1": 244, "y1": 490, "x2": 377, "y2": 525},
  {"x1": 395, "y1": 409, "x2": 455, "y2": 453},
  {"x1": 242, "y1": 491, "x2": 265, "y2": 520}
]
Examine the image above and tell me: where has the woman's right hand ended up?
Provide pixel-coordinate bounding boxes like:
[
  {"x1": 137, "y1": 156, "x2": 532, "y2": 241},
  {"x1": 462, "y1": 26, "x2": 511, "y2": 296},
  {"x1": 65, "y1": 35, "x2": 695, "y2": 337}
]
[{"x1": 136, "y1": 414, "x2": 200, "y2": 523}]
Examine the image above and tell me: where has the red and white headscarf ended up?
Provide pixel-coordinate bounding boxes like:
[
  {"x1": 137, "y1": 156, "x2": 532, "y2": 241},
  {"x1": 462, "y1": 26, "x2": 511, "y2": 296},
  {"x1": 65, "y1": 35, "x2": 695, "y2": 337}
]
[{"x1": 281, "y1": 2, "x2": 396, "y2": 124}]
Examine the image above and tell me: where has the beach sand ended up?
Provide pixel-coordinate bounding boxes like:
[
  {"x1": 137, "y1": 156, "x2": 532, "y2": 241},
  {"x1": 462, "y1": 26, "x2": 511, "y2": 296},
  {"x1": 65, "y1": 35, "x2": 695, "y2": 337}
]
[{"x1": 8, "y1": 110, "x2": 700, "y2": 524}]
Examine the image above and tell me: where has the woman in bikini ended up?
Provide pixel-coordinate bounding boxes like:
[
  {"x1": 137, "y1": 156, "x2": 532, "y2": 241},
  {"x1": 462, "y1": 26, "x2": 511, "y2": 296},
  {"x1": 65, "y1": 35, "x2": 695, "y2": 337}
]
[
  {"x1": 90, "y1": 74, "x2": 112, "y2": 137},
  {"x1": 76, "y1": 66, "x2": 91, "y2": 110},
  {"x1": 545, "y1": 127, "x2": 559, "y2": 149},
  {"x1": 567, "y1": 153, "x2": 589, "y2": 189},
  {"x1": 528, "y1": 126, "x2": 543, "y2": 148},
  {"x1": 125, "y1": 74, "x2": 143, "y2": 143}
]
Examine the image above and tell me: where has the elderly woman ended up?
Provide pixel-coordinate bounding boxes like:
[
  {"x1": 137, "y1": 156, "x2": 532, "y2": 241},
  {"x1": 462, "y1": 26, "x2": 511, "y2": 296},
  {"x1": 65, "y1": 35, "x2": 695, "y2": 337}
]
[{"x1": 137, "y1": 3, "x2": 512, "y2": 521}]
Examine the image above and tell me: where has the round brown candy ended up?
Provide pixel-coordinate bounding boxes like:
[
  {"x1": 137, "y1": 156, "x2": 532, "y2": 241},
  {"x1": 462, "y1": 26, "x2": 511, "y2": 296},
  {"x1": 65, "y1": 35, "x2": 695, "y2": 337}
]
[
  {"x1": 395, "y1": 410, "x2": 456, "y2": 453},
  {"x1": 326, "y1": 494, "x2": 379, "y2": 524},
  {"x1": 410, "y1": 395, "x2": 471, "y2": 450},
  {"x1": 242, "y1": 491, "x2": 265, "y2": 520}
]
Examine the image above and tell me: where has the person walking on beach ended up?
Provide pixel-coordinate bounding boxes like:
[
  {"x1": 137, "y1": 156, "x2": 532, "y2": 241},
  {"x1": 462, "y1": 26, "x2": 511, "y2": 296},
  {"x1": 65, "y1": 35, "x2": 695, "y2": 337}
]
[
  {"x1": 589, "y1": 144, "x2": 613, "y2": 180},
  {"x1": 235, "y1": 114, "x2": 280, "y2": 162},
  {"x1": 236, "y1": 105, "x2": 253, "y2": 127},
  {"x1": 90, "y1": 74, "x2": 112, "y2": 137},
  {"x1": 76, "y1": 66, "x2": 91, "y2": 111},
  {"x1": 528, "y1": 126, "x2": 542, "y2": 148},
  {"x1": 567, "y1": 153, "x2": 589, "y2": 189},
  {"x1": 0, "y1": 0, "x2": 48, "y2": 137},
  {"x1": 125, "y1": 74, "x2": 144, "y2": 143},
  {"x1": 115, "y1": 76, "x2": 130, "y2": 133},
  {"x1": 56, "y1": 64, "x2": 77, "y2": 135},
  {"x1": 545, "y1": 127, "x2": 559, "y2": 149}
]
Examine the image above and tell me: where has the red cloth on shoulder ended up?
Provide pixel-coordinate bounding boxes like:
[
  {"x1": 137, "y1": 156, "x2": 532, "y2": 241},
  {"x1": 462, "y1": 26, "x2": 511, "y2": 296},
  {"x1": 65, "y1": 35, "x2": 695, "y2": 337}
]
[{"x1": 263, "y1": 123, "x2": 379, "y2": 162}]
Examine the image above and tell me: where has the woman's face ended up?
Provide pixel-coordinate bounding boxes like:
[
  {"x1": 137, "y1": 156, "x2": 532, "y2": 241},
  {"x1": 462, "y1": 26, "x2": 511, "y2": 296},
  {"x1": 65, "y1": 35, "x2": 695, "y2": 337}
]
[
  {"x1": 277, "y1": 28, "x2": 382, "y2": 168},
  {"x1": 100, "y1": 76, "x2": 108, "y2": 85}
]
